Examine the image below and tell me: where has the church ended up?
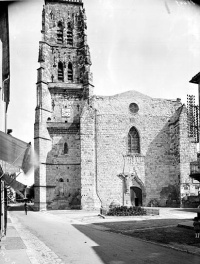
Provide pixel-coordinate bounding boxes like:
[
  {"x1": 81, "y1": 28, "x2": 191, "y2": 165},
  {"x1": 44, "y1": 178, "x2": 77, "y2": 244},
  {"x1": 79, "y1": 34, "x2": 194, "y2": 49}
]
[{"x1": 34, "y1": 0, "x2": 198, "y2": 211}]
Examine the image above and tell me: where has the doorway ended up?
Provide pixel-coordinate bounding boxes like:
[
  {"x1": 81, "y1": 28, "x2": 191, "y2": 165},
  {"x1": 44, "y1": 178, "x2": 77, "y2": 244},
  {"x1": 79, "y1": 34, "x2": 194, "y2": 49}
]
[{"x1": 130, "y1": 186, "x2": 142, "y2": 206}]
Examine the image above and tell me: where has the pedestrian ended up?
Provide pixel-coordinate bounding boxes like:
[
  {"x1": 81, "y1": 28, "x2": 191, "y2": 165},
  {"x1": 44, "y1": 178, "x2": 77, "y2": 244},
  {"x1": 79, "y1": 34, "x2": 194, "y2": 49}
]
[
  {"x1": 24, "y1": 202, "x2": 28, "y2": 215},
  {"x1": 193, "y1": 217, "x2": 200, "y2": 238}
]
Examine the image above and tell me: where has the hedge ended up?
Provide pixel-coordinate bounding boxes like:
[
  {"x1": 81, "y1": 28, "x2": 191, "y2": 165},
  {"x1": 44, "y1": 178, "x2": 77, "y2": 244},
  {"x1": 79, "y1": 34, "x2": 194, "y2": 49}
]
[{"x1": 106, "y1": 206, "x2": 147, "y2": 216}]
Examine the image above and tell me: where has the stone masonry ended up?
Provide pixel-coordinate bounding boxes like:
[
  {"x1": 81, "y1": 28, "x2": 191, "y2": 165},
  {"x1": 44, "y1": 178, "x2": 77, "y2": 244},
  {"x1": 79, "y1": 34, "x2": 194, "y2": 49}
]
[
  {"x1": 34, "y1": 0, "x2": 199, "y2": 210},
  {"x1": 81, "y1": 91, "x2": 198, "y2": 208},
  {"x1": 34, "y1": 0, "x2": 94, "y2": 210}
]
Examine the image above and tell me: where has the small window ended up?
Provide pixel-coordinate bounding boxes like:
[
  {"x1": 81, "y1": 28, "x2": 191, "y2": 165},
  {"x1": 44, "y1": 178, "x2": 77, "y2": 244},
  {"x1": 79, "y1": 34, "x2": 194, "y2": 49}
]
[
  {"x1": 58, "y1": 62, "x2": 64, "y2": 81},
  {"x1": 128, "y1": 127, "x2": 140, "y2": 154},
  {"x1": 57, "y1": 21, "x2": 63, "y2": 44},
  {"x1": 68, "y1": 62, "x2": 73, "y2": 81},
  {"x1": 59, "y1": 178, "x2": 64, "y2": 182},
  {"x1": 129, "y1": 103, "x2": 139, "y2": 114},
  {"x1": 64, "y1": 142, "x2": 68, "y2": 154},
  {"x1": 67, "y1": 22, "x2": 73, "y2": 45}
]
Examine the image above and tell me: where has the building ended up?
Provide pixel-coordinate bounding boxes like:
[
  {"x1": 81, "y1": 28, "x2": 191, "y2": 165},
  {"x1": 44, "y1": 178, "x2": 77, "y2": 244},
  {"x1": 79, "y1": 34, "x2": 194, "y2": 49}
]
[
  {"x1": 0, "y1": 2, "x2": 31, "y2": 239},
  {"x1": 0, "y1": 1, "x2": 10, "y2": 238},
  {"x1": 34, "y1": 0, "x2": 199, "y2": 211}
]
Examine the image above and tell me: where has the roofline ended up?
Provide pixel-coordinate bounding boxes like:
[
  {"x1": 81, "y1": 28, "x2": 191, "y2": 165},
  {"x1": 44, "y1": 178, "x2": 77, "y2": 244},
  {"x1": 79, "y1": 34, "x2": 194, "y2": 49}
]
[
  {"x1": 190, "y1": 72, "x2": 200, "y2": 84},
  {"x1": 45, "y1": 0, "x2": 83, "y2": 5}
]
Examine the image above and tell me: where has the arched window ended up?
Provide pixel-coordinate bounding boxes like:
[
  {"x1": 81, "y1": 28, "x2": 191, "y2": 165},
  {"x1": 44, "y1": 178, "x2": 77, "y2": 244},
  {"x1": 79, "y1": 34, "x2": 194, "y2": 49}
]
[
  {"x1": 68, "y1": 62, "x2": 73, "y2": 81},
  {"x1": 64, "y1": 142, "x2": 68, "y2": 154},
  {"x1": 57, "y1": 21, "x2": 63, "y2": 44},
  {"x1": 58, "y1": 62, "x2": 64, "y2": 81},
  {"x1": 58, "y1": 178, "x2": 64, "y2": 182},
  {"x1": 67, "y1": 22, "x2": 73, "y2": 45},
  {"x1": 128, "y1": 127, "x2": 140, "y2": 154}
]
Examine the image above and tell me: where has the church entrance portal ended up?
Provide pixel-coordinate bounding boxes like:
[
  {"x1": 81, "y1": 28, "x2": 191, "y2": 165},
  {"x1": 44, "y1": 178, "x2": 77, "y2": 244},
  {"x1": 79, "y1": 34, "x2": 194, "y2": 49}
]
[{"x1": 130, "y1": 187, "x2": 142, "y2": 206}]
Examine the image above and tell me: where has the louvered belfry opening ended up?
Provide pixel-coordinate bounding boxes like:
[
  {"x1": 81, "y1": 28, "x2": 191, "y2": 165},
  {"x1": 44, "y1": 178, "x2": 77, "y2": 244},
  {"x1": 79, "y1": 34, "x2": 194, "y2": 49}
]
[
  {"x1": 128, "y1": 127, "x2": 140, "y2": 154},
  {"x1": 58, "y1": 61, "x2": 64, "y2": 81},
  {"x1": 68, "y1": 62, "x2": 73, "y2": 81},
  {"x1": 57, "y1": 21, "x2": 63, "y2": 44},
  {"x1": 67, "y1": 22, "x2": 73, "y2": 45}
]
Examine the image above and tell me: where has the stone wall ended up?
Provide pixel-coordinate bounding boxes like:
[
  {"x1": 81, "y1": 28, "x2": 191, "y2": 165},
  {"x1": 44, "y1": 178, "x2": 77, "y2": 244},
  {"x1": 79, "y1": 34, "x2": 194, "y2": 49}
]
[
  {"x1": 80, "y1": 102, "x2": 101, "y2": 209},
  {"x1": 80, "y1": 90, "x2": 190, "y2": 208}
]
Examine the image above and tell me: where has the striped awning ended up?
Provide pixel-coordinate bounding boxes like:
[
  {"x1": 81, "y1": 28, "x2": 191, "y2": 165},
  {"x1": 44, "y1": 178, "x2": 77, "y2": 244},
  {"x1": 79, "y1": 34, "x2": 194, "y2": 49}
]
[
  {"x1": 0, "y1": 131, "x2": 32, "y2": 174},
  {"x1": 1, "y1": 173, "x2": 26, "y2": 191}
]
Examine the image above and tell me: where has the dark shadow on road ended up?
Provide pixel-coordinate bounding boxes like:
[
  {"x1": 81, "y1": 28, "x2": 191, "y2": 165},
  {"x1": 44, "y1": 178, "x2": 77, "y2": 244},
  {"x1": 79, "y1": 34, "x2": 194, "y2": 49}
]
[
  {"x1": 72, "y1": 223, "x2": 143, "y2": 264},
  {"x1": 72, "y1": 218, "x2": 200, "y2": 264},
  {"x1": 8, "y1": 203, "x2": 34, "y2": 211}
]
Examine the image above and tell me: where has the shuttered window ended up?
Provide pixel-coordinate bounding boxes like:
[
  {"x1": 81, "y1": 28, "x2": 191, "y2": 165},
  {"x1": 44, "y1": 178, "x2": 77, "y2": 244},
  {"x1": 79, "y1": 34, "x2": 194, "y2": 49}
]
[
  {"x1": 58, "y1": 62, "x2": 64, "y2": 81},
  {"x1": 68, "y1": 62, "x2": 73, "y2": 81},
  {"x1": 57, "y1": 21, "x2": 63, "y2": 44},
  {"x1": 67, "y1": 22, "x2": 73, "y2": 45}
]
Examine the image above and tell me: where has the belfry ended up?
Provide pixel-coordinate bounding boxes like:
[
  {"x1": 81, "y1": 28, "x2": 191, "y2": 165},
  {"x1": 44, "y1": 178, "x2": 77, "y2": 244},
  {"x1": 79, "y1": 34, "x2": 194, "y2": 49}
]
[{"x1": 34, "y1": 0, "x2": 96, "y2": 210}]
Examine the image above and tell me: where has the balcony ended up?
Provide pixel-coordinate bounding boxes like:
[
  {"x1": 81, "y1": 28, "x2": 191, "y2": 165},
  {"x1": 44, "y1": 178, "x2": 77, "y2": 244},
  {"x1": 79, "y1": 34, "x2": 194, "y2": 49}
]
[
  {"x1": 46, "y1": 121, "x2": 80, "y2": 135},
  {"x1": 122, "y1": 154, "x2": 145, "y2": 175},
  {"x1": 190, "y1": 161, "x2": 200, "y2": 182}
]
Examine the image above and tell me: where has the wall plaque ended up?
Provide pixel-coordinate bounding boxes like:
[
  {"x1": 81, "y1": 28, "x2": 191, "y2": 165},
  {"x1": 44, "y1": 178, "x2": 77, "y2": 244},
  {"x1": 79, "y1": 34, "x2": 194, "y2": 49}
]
[{"x1": 62, "y1": 108, "x2": 71, "y2": 117}]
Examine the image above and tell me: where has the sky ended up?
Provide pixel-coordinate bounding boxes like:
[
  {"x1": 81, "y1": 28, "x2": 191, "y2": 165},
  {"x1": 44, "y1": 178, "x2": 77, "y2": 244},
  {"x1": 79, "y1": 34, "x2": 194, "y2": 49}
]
[{"x1": 6, "y1": 0, "x2": 200, "y2": 145}]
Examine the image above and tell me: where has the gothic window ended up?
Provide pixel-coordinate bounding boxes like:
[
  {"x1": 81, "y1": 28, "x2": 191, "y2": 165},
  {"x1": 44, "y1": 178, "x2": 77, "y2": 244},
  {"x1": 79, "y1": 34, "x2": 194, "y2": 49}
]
[
  {"x1": 58, "y1": 62, "x2": 64, "y2": 81},
  {"x1": 64, "y1": 142, "x2": 68, "y2": 154},
  {"x1": 67, "y1": 22, "x2": 73, "y2": 45},
  {"x1": 57, "y1": 21, "x2": 63, "y2": 44},
  {"x1": 68, "y1": 62, "x2": 73, "y2": 81},
  {"x1": 128, "y1": 127, "x2": 140, "y2": 154}
]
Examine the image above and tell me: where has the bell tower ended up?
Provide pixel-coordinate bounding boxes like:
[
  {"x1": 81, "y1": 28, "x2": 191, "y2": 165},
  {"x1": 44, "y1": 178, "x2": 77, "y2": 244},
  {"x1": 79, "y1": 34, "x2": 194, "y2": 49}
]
[{"x1": 34, "y1": 0, "x2": 94, "y2": 210}]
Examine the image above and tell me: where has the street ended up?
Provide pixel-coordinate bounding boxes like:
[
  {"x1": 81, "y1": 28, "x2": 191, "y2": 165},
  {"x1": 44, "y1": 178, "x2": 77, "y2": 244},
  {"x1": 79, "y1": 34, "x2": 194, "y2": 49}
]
[{"x1": 7, "y1": 205, "x2": 200, "y2": 264}]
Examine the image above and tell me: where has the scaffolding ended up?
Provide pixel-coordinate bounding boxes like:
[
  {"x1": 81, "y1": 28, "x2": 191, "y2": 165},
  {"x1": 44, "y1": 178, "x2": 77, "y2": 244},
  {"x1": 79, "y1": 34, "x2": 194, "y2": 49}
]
[{"x1": 187, "y1": 94, "x2": 199, "y2": 143}]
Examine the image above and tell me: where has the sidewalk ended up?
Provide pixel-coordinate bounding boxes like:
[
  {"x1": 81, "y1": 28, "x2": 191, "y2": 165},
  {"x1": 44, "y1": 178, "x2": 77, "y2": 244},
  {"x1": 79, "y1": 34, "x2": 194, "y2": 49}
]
[
  {"x1": 0, "y1": 214, "x2": 31, "y2": 264},
  {"x1": 1, "y1": 211, "x2": 65, "y2": 264}
]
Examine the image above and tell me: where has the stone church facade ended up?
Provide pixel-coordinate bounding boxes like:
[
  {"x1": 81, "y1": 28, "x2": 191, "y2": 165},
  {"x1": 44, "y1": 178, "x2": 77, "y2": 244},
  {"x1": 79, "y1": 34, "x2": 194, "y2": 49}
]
[{"x1": 34, "y1": 0, "x2": 198, "y2": 211}]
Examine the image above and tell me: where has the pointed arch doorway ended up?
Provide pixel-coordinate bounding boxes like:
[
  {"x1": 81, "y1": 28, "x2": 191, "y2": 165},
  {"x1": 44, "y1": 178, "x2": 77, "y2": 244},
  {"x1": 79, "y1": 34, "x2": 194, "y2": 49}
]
[{"x1": 130, "y1": 186, "x2": 143, "y2": 206}]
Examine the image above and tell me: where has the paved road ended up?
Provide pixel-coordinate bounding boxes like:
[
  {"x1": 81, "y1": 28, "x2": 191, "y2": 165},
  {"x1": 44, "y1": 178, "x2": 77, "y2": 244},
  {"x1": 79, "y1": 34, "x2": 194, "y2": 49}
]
[{"x1": 8, "y1": 207, "x2": 200, "y2": 264}]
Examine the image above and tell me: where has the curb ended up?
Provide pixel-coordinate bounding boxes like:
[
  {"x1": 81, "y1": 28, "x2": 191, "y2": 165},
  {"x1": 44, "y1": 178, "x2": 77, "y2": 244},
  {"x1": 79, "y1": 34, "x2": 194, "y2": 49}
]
[{"x1": 178, "y1": 223, "x2": 193, "y2": 230}]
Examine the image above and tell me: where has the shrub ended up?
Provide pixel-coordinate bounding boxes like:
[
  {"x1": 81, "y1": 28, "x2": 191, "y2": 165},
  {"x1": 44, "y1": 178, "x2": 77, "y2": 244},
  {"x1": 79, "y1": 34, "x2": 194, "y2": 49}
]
[
  {"x1": 147, "y1": 199, "x2": 160, "y2": 207},
  {"x1": 106, "y1": 206, "x2": 147, "y2": 216},
  {"x1": 109, "y1": 200, "x2": 121, "y2": 209}
]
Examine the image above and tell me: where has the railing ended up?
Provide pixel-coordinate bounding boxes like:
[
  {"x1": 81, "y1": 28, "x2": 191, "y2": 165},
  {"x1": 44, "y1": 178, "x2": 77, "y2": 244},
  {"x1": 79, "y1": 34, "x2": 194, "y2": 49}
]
[
  {"x1": 65, "y1": 0, "x2": 82, "y2": 2},
  {"x1": 46, "y1": 0, "x2": 82, "y2": 3},
  {"x1": 121, "y1": 154, "x2": 145, "y2": 175},
  {"x1": 190, "y1": 161, "x2": 200, "y2": 175},
  {"x1": 46, "y1": 121, "x2": 80, "y2": 134},
  {"x1": 123, "y1": 154, "x2": 145, "y2": 164}
]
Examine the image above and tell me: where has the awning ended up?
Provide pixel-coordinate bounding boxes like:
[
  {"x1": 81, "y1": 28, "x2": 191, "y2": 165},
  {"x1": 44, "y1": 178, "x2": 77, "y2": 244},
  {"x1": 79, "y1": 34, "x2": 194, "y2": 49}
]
[
  {"x1": 0, "y1": 131, "x2": 33, "y2": 174},
  {"x1": 1, "y1": 173, "x2": 26, "y2": 191}
]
